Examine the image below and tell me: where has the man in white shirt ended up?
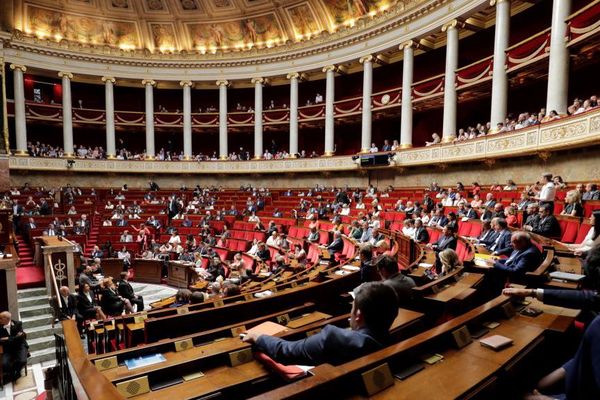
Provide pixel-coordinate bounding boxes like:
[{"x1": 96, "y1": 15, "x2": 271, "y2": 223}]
[
  {"x1": 120, "y1": 230, "x2": 133, "y2": 243},
  {"x1": 535, "y1": 173, "x2": 557, "y2": 214}
]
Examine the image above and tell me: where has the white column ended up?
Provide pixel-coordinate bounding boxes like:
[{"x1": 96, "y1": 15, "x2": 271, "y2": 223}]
[
  {"x1": 287, "y1": 72, "x2": 300, "y2": 157},
  {"x1": 216, "y1": 80, "x2": 229, "y2": 159},
  {"x1": 360, "y1": 55, "x2": 373, "y2": 153},
  {"x1": 546, "y1": 0, "x2": 572, "y2": 114},
  {"x1": 102, "y1": 77, "x2": 116, "y2": 158},
  {"x1": 10, "y1": 64, "x2": 27, "y2": 155},
  {"x1": 180, "y1": 80, "x2": 193, "y2": 159},
  {"x1": 252, "y1": 77, "x2": 265, "y2": 159},
  {"x1": 490, "y1": 0, "x2": 511, "y2": 129},
  {"x1": 142, "y1": 79, "x2": 156, "y2": 159},
  {"x1": 400, "y1": 41, "x2": 415, "y2": 148},
  {"x1": 442, "y1": 20, "x2": 459, "y2": 141},
  {"x1": 58, "y1": 72, "x2": 74, "y2": 157},
  {"x1": 323, "y1": 65, "x2": 336, "y2": 156}
]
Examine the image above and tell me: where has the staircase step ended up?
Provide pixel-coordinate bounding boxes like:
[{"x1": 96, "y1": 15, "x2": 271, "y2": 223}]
[
  {"x1": 29, "y1": 347, "x2": 56, "y2": 365},
  {"x1": 28, "y1": 336, "x2": 57, "y2": 352},
  {"x1": 18, "y1": 294, "x2": 50, "y2": 307},
  {"x1": 19, "y1": 304, "x2": 54, "y2": 318},
  {"x1": 26, "y1": 325, "x2": 63, "y2": 340},
  {"x1": 18, "y1": 288, "x2": 47, "y2": 299},
  {"x1": 21, "y1": 314, "x2": 54, "y2": 328}
]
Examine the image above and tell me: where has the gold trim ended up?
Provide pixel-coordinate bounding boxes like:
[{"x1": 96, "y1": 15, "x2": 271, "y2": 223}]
[
  {"x1": 63, "y1": 152, "x2": 75, "y2": 158},
  {"x1": 142, "y1": 79, "x2": 156, "y2": 87},
  {"x1": 145, "y1": 155, "x2": 155, "y2": 160},
  {"x1": 442, "y1": 20, "x2": 459, "y2": 32},
  {"x1": 286, "y1": 72, "x2": 300, "y2": 80},
  {"x1": 9, "y1": 64, "x2": 26, "y2": 72},
  {"x1": 323, "y1": 151, "x2": 334, "y2": 157},
  {"x1": 253, "y1": 155, "x2": 262, "y2": 160},
  {"x1": 399, "y1": 143, "x2": 413, "y2": 149},
  {"x1": 441, "y1": 135, "x2": 456, "y2": 143},
  {"x1": 251, "y1": 77, "x2": 265, "y2": 85},
  {"x1": 216, "y1": 80, "x2": 229, "y2": 87},
  {"x1": 58, "y1": 71, "x2": 73, "y2": 80},
  {"x1": 322, "y1": 65, "x2": 337, "y2": 73},
  {"x1": 219, "y1": 155, "x2": 228, "y2": 160},
  {"x1": 183, "y1": 155, "x2": 191, "y2": 160},
  {"x1": 360, "y1": 148, "x2": 370, "y2": 154},
  {"x1": 359, "y1": 55, "x2": 374, "y2": 64},
  {"x1": 102, "y1": 76, "x2": 116, "y2": 84},
  {"x1": 13, "y1": 150, "x2": 28, "y2": 156},
  {"x1": 179, "y1": 80, "x2": 193, "y2": 87},
  {"x1": 106, "y1": 154, "x2": 116, "y2": 160}
]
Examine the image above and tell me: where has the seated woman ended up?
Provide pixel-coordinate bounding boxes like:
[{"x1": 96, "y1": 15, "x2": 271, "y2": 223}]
[
  {"x1": 568, "y1": 211, "x2": 600, "y2": 256},
  {"x1": 505, "y1": 206, "x2": 519, "y2": 228},
  {"x1": 100, "y1": 278, "x2": 133, "y2": 316},
  {"x1": 439, "y1": 248, "x2": 462, "y2": 276},
  {"x1": 77, "y1": 283, "x2": 106, "y2": 321},
  {"x1": 470, "y1": 194, "x2": 483, "y2": 209},
  {"x1": 561, "y1": 189, "x2": 584, "y2": 217},
  {"x1": 170, "y1": 289, "x2": 192, "y2": 307}
]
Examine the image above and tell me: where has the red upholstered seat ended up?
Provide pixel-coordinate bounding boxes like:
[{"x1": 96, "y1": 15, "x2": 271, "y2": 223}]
[
  {"x1": 560, "y1": 220, "x2": 580, "y2": 244},
  {"x1": 575, "y1": 223, "x2": 592, "y2": 244}
]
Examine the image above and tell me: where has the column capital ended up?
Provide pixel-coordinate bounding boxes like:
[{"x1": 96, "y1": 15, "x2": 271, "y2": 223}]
[
  {"x1": 399, "y1": 40, "x2": 416, "y2": 50},
  {"x1": 58, "y1": 71, "x2": 73, "y2": 80},
  {"x1": 322, "y1": 65, "x2": 337, "y2": 73},
  {"x1": 489, "y1": 0, "x2": 509, "y2": 6},
  {"x1": 286, "y1": 72, "x2": 300, "y2": 80},
  {"x1": 102, "y1": 76, "x2": 116, "y2": 84},
  {"x1": 216, "y1": 79, "x2": 229, "y2": 87},
  {"x1": 180, "y1": 80, "x2": 193, "y2": 87},
  {"x1": 142, "y1": 79, "x2": 156, "y2": 87},
  {"x1": 10, "y1": 64, "x2": 27, "y2": 72},
  {"x1": 251, "y1": 77, "x2": 265, "y2": 85},
  {"x1": 442, "y1": 19, "x2": 459, "y2": 32},
  {"x1": 359, "y1": 55, "x2": 374, "y2": 64}
]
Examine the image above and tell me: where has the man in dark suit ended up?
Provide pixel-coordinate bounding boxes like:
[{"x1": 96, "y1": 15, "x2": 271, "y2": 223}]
[
  {"x1": 489, "y1": 218, "x2": 513, "y2": 256},
  {"x1": 38, "y1": 198, "x2": 51, "y2": 215},
  {"x1": 117, "y1": 272, "x2": 144, "y2": 312},
  {"x1": 242, "y1": 282, "x2": 398, "y2": 366},
  {"x1": 413, "y1": 219, "x2": 429, "y2": 244},
  {"x1": 477, "y1": 220, "x2": 498, "y2": 247},
  {"x1": 528, "y1": 204, "x2": 561, "y2": 238},
  {"x1": 168, "y1": 196, "x2": 179, "y2": 220},
  {"x1": 0, "y1": 311, "x2": 29, "y2": 382},
  {"x1": 12, "y1": 201, "x2": 24, "y2": 234},
  {"x1": 325, "y1": 231, "x2": 344, "y2": 257},
  {"x1": 77, "y1": 283, "x2": 106, "y2": 321},
  {"x1": 55, "y1": 286, "x2": 79, "y2": 321},
  {"x1": 491, "y1": 231, "x2": 542, "y2": 281},
  {"x1": 377, "y1": 255, "x2": 415, "y2": 306},
  {"x1": 430, "y1": 225, "x2": 458, "y2": 252},
  {"x1": 149, "y1": 180, "x2": 160, "y2": 191}
]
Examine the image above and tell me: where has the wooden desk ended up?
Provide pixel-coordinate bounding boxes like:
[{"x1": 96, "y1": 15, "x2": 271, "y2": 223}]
[
  {"x1": 134, "y1": 259, "x2": 163, "y2": 284},
  {"x1": 167, "y1": 261, "x2": 194, "y2": 288}
]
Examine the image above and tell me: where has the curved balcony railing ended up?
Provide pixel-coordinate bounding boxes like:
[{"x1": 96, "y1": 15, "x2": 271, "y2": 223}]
[{"x1": 9, "y1": 107, "x2": 600, "y2": 174}]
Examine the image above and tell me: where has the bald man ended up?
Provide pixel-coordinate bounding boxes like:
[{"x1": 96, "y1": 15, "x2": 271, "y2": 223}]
[{"x1": 0, "y1": 311, "x2": 29, "y2": 382}]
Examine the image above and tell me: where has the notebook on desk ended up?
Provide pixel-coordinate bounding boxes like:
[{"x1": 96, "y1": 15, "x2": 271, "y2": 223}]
[
  {"x1": 549, "y1": 271, "x2": 585, "y2": 282},
  {"x1": 246, "y1": 321, "x2": 288, "y2": 336},
  {"x1": 480, "y1": 335, "x2": 513, "y2": 351}
]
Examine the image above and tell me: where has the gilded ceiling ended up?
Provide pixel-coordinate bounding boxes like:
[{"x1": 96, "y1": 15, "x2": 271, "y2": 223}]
[{"x1": 4, "y1": 0, "x2": 421, "y2": 53}]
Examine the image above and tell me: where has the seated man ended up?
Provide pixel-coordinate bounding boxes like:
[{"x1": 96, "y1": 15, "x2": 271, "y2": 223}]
[
  {"x1": 413, "y1": 219, "x2": 430, "y2": 244},
  {"x1": 526, "y1": 204, "x2": 561, "y2": 238},
  {"x1": 491, "y1": 231, "x2": 542, "y2": 282},
  {"x1": 242, "y1": 282, "x2": 398, "y2": 366},
  {"x1": 325, "y1": 231, "x2": 344, "y2": 257},
  {"x1": 55, "y1": 286, "x2": 80, "y2": 322},
  {"x1": 117, "y1": 271, "x2": 144, "y2": 312},
  {"x1": 376, "y1": 255, "x2": 415, "y2": 306},
  {"x1": 120, "y1": 230, "x2": 133, "y2": 243},
  {"x1": 489, "y1": 218, "x2": 513, "y2": 256},
  {"x1": 0, "y1": 311, "x2": 29, "y2": 382}
]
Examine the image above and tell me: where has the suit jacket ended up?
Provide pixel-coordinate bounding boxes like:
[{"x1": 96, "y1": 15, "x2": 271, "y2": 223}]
[
  {"x1": 255, "y1": 324, "x2": 386, "y2": 366},
  {"x1": 117, "y1": 280, "x2": 136, "y2": 300},
  {"x1": 533, "y1": 215, "x2": 561, "y2": 238},
  {"x1": 465, "y1": 209, "x2": 478, "y2": 219},
  {"x1": 542, "y1": 289, "x2": 599, "y2": 310},
  {"x1": 414, "y1": 227, "x2": 429, "y2": 243},
  {"x1": 100, "y1": 288, "x2": 124, "y2": 315},
  {"x1": 55, "y1": 294, "x2": 79, "y2": 320},
  {"x1": 327, "y1": 238, "x2": 344, "y2": 253},
  {"x1": 77, "y1": 292, "x2": 98, "y2": 316},
  {"x1": 490, "y1": 229, "x2": 513, "y2": 256},
  {"x1": 384, "y1": 272, "x2": 416, "y2": 305},
  {"x1": 478, "y1": 230, "x2": 499, "y2": 247},
  {"x1": 493, "y1": 244, "x2": 542, "y2": 277},
  {"x1": 0, "y1": 320, "x2": 29, "y2": 352},
  {"x1": 435, "y1": 235, "x2": 457, "y2": 252}
]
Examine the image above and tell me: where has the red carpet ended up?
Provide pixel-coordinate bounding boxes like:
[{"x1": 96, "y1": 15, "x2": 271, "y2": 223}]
[{"x1": 16, "y1": 266, "x2": 46, "y2": 288}]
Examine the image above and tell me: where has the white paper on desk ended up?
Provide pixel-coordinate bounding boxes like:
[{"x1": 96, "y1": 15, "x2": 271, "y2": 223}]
[
  {"x1": 335, "y1": 270, "x2": 350, "y2": 276},
  {"x1": 418, "y1": 263, "x2": 433, "y2": 269},
  {"x1": 342, "y1": 265, "x2": 360, "y2": 271},
  {"x1": 474, "y1": 259, "x2": 490, "y2": 268},
  {"x1": 297, "y1": 365, "x2": 315, "y2": 373},
  {"x1": 254, "y1": 290, "x2": 274, "y2": 298}
]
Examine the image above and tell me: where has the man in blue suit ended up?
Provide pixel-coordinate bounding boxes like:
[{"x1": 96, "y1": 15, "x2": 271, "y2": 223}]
[
  {"x1": 492, "y1": 231, "x2": 542, "y2": 281},
  {"x1": 242, "y1": 282, "x2": 399, "y2": 366},
  {"x1": 489, "y1": 218, "x2": 513, "y2": 256}
]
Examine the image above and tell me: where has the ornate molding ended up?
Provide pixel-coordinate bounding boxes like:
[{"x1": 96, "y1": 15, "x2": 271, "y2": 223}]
[
  {"x1": 359, "y1": 55, "x2": 374, "y2": 64},
  {"x1": 142, "y1": 79, "x2": 157, "y2": 87},
  {"x1": 179, "y1": 80, "x2": 193, "y2": 87},
  {"x1": 101, "y1": 76, "x2": 116, "y2": 84},
  {"x1": 251, "y1": 77, "x2": 266, "y2": 85},
  {"x1": 442, "y1": 19, "x2": 459, "y2": 32},
  {"x1": 216, "y1": 80, "x2": 230, "y2": 87},
  {"x1": 322, "y1": 65, "x2": 337, "y2": 73}
]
